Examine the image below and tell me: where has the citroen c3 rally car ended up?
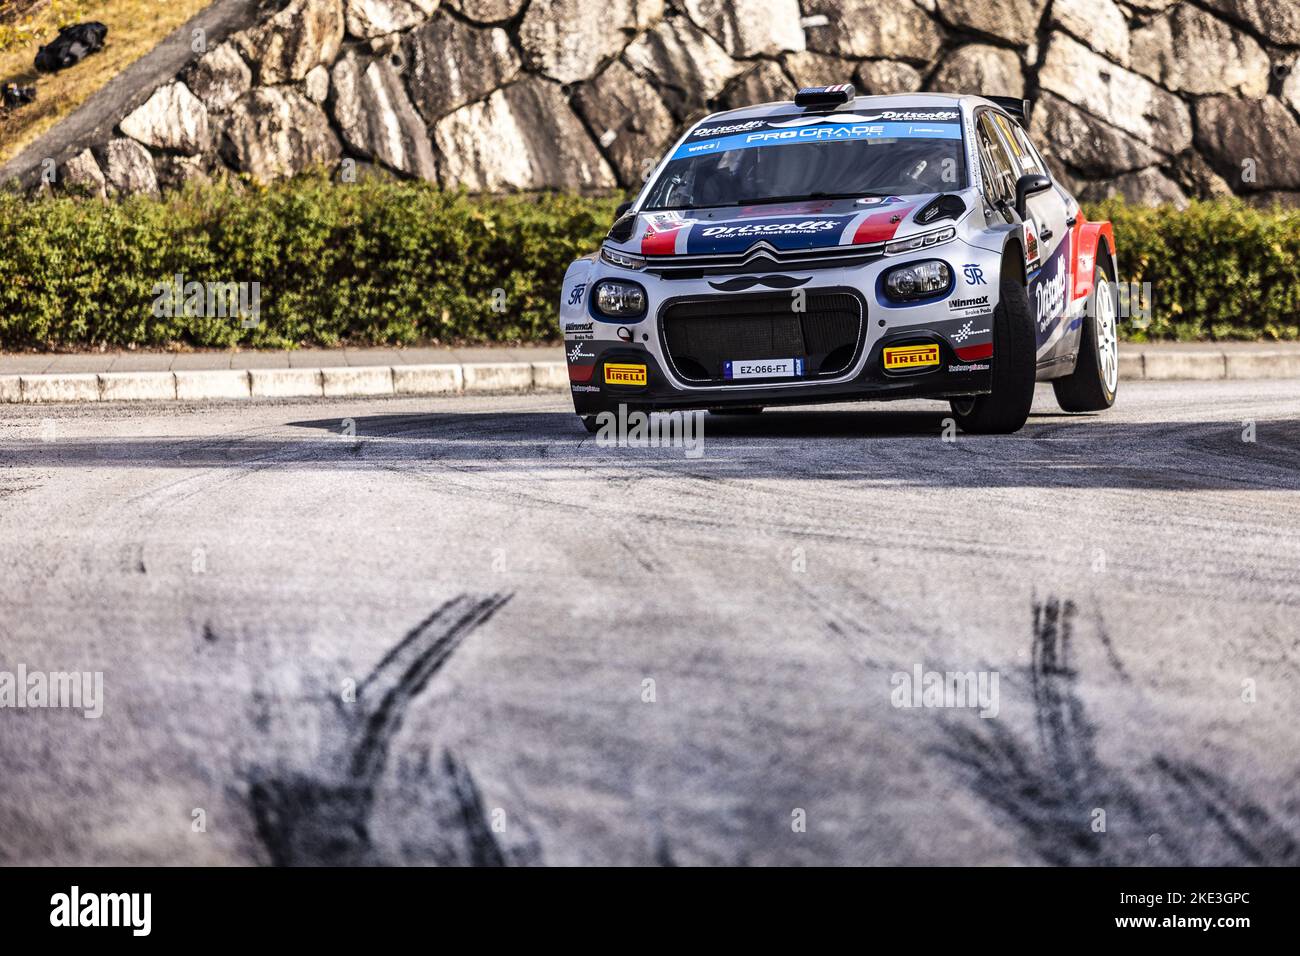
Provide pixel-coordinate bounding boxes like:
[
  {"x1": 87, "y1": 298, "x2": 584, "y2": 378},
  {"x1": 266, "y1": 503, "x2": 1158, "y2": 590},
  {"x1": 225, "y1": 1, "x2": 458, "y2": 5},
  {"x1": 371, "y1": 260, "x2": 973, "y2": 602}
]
[{"x1": 559, "y1": 85, "x2": 1120, "y2": 434}]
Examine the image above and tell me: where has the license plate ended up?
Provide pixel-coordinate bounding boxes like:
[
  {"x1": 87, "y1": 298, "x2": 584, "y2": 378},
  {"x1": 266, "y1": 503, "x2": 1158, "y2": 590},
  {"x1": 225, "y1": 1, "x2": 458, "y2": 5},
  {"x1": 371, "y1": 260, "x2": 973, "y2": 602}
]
[{"x1": 724, "y1": 358, "x2": 804, "y2": 380}]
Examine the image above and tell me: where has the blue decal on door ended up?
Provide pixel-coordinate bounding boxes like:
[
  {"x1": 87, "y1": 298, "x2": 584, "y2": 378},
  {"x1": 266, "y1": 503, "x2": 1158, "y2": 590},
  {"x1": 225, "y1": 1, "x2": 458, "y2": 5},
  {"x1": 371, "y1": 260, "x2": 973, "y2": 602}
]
[{"x1": 1029, "y1": 237, "x2": 1069, "y2": 349}]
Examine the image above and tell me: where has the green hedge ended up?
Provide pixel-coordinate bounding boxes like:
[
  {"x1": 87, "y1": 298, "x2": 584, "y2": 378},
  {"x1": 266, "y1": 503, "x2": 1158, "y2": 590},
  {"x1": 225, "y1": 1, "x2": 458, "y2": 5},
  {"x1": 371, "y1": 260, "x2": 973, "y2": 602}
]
[
  {"x1": 1089, "y1": 197, "x2": 1300, "y2": 341},
  {"x1": 0, "y1": 177, "x2": 1296, "y2": 349},
  {"x1": 0, "y1": 177, "x2": 619, "y2": 349}
]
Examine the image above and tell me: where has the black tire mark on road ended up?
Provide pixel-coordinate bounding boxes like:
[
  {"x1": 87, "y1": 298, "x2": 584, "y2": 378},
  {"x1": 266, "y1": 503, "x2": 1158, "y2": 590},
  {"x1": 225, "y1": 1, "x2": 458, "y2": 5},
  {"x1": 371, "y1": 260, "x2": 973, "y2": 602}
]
[
  {"x1": 1029, "y1": 597, "x2": 1095, "y2": 793},
  {"x1": 1153, "y1": 757, "x2": 1298, "y2": 866},
  {"x1": 248, "y1": 593, "x2": 517, "y2": 866},
  {"x1": 442, "y1": 749, "x2": 509, "y2": 867},
  {"x1": 1092, "y1": 608, "x2": 1129, "y2": 682},
  {"x1": 348, "y1": 595, "x2": 509, "y2": 788},
  {"x1": 939, "y1": 595, "x2": 1298, "y2": 865}
]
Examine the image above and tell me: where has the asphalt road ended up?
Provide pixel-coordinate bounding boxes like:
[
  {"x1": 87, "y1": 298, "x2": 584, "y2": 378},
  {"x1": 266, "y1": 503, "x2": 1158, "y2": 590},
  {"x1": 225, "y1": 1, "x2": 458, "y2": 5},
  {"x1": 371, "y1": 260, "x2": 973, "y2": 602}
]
[{"x1": 1, "y1": 380, "x2": 1297, "y2": 865}]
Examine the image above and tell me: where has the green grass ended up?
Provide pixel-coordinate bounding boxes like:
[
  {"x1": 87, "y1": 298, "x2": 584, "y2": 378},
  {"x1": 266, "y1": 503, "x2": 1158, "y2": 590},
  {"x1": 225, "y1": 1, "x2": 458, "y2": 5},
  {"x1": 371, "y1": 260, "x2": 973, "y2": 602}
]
[{"x1": 0, "y1": 0, "x2": 213, "y2": 166}]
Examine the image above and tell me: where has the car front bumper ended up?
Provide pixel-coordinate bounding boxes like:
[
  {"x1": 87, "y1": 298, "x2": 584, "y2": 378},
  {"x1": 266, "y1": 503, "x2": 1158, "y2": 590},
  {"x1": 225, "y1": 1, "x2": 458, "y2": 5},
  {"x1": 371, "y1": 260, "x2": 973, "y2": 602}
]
[
  {"x1": 568, "y1": 334, "x2": 993, "y2": 415},
  {"x1": 562, "y1": 241, "x2": 1002, "y2": 416}
]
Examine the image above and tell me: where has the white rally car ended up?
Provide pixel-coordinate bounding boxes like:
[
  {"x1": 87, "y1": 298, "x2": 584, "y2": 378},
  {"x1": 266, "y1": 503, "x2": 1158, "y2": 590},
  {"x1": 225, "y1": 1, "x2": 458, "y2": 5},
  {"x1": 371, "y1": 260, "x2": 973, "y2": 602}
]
[{"x1": 559, "y1": 85, "x2": 1119, "y2": 434}]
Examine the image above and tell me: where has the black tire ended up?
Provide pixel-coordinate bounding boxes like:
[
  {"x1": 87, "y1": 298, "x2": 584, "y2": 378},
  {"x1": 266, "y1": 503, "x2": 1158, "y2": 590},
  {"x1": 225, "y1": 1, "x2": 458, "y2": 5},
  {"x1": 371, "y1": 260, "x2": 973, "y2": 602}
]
[
  {"x1": 1053, "y1": 249, "x2": 1118, "y2": 412},
  {"x1": 579, "y1": 415, "x2": 600, "y2": 433},
  {"x1": 708, "y1": 406, "x2": 763, "y2": 415},
  {"x1": 949, "y1": 265, "x2": 1036, "y2": 434}
]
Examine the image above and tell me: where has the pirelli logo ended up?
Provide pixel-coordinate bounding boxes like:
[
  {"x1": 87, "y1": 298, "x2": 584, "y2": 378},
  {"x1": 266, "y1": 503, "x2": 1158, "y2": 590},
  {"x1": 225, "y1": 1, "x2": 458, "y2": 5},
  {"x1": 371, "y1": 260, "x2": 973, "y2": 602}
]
[
  {"x1": 604, "y1": 363, "x2": 647, "y2": 386},
  {"x1": 883, "y1": 344, "x2": 940, "y2": 370}
]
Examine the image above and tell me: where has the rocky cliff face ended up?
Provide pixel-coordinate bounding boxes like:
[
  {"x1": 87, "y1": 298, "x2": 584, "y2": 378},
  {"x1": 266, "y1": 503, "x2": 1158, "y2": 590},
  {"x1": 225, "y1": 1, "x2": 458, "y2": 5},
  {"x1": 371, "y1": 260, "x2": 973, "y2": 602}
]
[{"x1": 21, "y1": 0, "x2": 1300, "y2": 205}]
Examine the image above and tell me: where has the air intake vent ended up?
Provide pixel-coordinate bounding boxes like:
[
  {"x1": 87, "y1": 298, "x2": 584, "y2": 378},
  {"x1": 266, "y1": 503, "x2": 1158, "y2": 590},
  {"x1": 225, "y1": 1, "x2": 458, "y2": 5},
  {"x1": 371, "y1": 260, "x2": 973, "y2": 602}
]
[{"x1": 661, "y1": 289, "x2": 864, "y2": 384}]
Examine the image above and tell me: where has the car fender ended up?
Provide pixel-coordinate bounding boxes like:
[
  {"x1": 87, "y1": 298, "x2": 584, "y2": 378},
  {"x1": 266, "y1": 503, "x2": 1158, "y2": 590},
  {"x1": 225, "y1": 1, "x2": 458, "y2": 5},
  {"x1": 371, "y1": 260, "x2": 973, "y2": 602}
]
[
  {"x1": 559, "y1": 257, "x2": 598, "y2": 336},
  {"x1": 979, "y1": 222, "x2": 1027, "y2": 285},
  {"x1": 1071, "y1": 217, "x2": 1116, "y2": 304}
]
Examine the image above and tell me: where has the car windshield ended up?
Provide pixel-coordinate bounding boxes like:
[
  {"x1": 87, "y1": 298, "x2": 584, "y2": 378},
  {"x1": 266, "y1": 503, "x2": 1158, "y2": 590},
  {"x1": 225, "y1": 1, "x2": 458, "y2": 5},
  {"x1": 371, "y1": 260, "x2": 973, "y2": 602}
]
[{"x1": 642, "y1": 110, "x2": 967, "y2": 211}]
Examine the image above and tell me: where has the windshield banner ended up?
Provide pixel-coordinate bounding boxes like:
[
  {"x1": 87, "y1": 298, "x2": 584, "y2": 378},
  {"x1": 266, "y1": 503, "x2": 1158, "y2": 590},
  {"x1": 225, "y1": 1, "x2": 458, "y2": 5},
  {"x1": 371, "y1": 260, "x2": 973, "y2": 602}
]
[{"x1": 674, "y1": 111, "x2": 962, "y2": 160}]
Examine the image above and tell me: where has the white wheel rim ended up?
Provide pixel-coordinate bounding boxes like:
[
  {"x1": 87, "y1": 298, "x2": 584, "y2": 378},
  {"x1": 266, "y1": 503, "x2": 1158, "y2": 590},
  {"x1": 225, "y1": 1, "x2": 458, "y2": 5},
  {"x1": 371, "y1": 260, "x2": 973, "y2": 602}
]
[{"x1": 1095, "y1": 279, "x2": 1118, "y2": 393}]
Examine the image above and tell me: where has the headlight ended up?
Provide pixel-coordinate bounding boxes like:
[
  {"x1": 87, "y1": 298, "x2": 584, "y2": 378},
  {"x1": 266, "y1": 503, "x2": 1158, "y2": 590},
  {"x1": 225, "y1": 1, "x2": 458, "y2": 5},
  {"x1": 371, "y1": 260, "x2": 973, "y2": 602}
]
[
  {"x1": 593, "y1": 280, "x2": 647, "y2": 318},
  {"x1": 599, "y1": 246, "x2": 647, "y2": 271},
  {"x1": 883, "y1": 260, "x2": 951, "y2": 302},
  {"x1": 884, "y1": 226, "x2": 956, "y2": 255}
]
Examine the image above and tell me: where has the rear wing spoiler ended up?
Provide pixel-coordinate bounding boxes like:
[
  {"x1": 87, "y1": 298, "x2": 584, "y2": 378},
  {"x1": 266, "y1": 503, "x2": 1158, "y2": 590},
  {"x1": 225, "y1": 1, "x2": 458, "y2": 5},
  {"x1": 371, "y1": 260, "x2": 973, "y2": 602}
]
[{"x1": 982, "y1": 96, "x2": 1032, "y2": 124}]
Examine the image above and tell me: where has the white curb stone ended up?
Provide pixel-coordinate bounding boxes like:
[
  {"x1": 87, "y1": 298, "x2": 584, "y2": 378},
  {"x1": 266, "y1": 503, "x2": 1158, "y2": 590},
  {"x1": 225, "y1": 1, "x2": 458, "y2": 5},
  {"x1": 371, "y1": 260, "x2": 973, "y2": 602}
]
[
  {"x1": 322, "y1": 366, "x2": 393, "y2": 397},
  {"x1": 531, "y1": 362, "x2": 568, "y2": 391},
  {"x1": 1117, "y1": 352, "x2": 1144, "y2": 381},
  {"x1": 462, "y1": 362, "x2": 533, "y2": 392},
  {"x1": 4, "y1": 351, "x2": 1296, "y2": 404},
  {"x1": 99, "y1": 371, "x2": 177, "y2": 401},
  {"x1": 20, "y1": 373, "x2": 100, "y2": 403},
  {"x1": 392, "y1": 364, "x2": 463, "y2": 395},
  {"x1": 1141, "y1": 352, "x2": 1226, "y2": 381},
  {"x1": 1224, "y1": 350, "x2": 1300, "y2": 380},
  {"x1": 249, "y1": 368, "x2": 324, "y2": 398},
  {"x1": 175, "y1": 369, "x2": 252, "y2": 400}
]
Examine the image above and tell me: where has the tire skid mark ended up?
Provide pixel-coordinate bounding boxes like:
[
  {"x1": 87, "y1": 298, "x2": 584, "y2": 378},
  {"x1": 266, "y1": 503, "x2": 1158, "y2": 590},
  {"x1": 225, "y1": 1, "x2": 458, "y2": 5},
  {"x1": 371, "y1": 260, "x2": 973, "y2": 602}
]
[
  {"x1": 1092, "y1": 608, "x2": 1130, "y2": 682},
  {"x1": 1152, "y1": 757, "x2": 1299, "y2": 866},
  {"x1": 442, "y1": 749, "x2": 510, "y2": 867},
  {"x1": 348, "y1": 594, "x2": 510, "y2": 788},
  {"x1": 798, "y1": 577, "x2": 936, "y2": 670},
  {"x1": 247, "y1": 592, "x2": 516, "y2": 866},
  {"x1": 939, "y1": 595, "x2": 1299, "y2": 865}
]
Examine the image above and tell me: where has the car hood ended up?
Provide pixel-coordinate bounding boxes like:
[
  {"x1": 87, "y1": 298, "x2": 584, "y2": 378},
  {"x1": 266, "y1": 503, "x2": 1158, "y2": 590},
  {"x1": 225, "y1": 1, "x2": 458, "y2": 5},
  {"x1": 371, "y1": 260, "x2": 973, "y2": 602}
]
[{"x1": 617, "y1": 194, "x2": 945, "y2": 258}]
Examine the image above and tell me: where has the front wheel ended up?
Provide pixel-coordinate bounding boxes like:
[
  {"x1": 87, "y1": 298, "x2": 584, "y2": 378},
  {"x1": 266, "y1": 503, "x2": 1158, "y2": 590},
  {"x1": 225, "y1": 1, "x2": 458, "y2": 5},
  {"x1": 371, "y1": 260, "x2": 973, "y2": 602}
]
[
  {"x1": 1053, "y1": 251, "x2": 1118, "y2": 412},
  {"x1": 948, "y1": 268, "x2": 1036, "y2": 435}
]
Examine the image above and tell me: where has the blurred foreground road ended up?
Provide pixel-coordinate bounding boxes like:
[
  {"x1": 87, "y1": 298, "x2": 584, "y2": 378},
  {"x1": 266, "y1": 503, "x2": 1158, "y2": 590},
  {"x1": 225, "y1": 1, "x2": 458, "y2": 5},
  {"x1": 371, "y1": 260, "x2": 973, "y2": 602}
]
[{"x1": 0, "y1": 380, "x2": 1297, "y2": 865}]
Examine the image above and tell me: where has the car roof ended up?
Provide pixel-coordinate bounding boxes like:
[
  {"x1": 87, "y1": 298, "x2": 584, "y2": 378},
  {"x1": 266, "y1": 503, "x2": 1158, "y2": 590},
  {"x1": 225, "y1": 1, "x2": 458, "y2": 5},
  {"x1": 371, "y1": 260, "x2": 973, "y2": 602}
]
[{"x1": 697, "y1": 92, "x2": 1000, "y2": 125}]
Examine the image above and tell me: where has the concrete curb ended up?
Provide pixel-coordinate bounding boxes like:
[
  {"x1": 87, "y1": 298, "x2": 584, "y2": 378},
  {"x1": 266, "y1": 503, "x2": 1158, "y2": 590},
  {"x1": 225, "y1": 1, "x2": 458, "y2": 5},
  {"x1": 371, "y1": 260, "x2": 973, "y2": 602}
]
[
  {"x1": 0, "y1": 362, "x2": 570, "y2": 404},
  {"x1": 175, "y1": 369, "x2": 251, "y2": 401},
  {"x1": 1, "y1": 351, "x2": 1297, "y2": 403}
]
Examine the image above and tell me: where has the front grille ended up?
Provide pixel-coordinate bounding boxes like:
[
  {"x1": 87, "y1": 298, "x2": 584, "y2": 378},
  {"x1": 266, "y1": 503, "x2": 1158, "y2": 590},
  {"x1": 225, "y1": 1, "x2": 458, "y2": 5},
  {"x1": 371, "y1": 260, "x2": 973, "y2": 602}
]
[
  {"x1": 645, "y1": 243, "x2": 884, "y2": 279},
  {"x1": 660, "y1": 289, "x2": 864, "y2": 384}
]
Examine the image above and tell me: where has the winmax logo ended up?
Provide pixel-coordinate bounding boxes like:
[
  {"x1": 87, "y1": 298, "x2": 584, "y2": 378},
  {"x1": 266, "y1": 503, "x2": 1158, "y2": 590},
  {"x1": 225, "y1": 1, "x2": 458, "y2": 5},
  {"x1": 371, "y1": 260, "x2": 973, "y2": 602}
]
[
  {"x1": 700, "y1": 220, "x2": 839, "y2": 238},
  {"x1": 948, "y1": 294, "x2": 990, "y2": 311}
]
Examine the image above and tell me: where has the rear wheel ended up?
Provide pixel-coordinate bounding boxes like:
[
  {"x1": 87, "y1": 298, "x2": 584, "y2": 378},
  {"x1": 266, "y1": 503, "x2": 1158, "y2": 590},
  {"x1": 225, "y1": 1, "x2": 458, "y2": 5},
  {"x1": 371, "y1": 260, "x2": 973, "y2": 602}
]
[
  {"x1": 948, "y1": 264, "x2": 1036, "y2": 434},
  {"x1": 1053, "y1": 250, "x2": 1118, "y2": 412}
]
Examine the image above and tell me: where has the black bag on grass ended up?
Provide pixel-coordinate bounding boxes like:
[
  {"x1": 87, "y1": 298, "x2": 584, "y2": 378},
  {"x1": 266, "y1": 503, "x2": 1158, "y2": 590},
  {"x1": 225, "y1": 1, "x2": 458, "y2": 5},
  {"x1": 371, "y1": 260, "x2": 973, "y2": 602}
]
[
  {"x1": 34, "y1": 22, "x2": 108, "y2": 73},
  {"x1": 3, "y1": 84, "x2": 37, "y2": 109}
]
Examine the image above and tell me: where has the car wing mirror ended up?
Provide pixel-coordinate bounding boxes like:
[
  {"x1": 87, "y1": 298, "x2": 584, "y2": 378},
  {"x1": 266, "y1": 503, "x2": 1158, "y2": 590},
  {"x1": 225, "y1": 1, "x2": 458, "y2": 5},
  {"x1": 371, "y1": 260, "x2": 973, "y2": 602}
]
[
  {"x1": 1014, "y1": 174, "x2": 1051, "y2": 220},
  {"x1": 614, "y1": 201, "x2": 632, "y2": 220}
]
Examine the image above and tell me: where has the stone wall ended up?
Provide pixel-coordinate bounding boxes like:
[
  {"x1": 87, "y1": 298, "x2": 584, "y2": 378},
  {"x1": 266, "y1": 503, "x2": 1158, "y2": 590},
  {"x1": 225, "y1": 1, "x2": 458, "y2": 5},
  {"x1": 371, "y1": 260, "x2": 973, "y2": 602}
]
[{"x1": 33, "y1": 0, "x2": 1300, "y2": 205}]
